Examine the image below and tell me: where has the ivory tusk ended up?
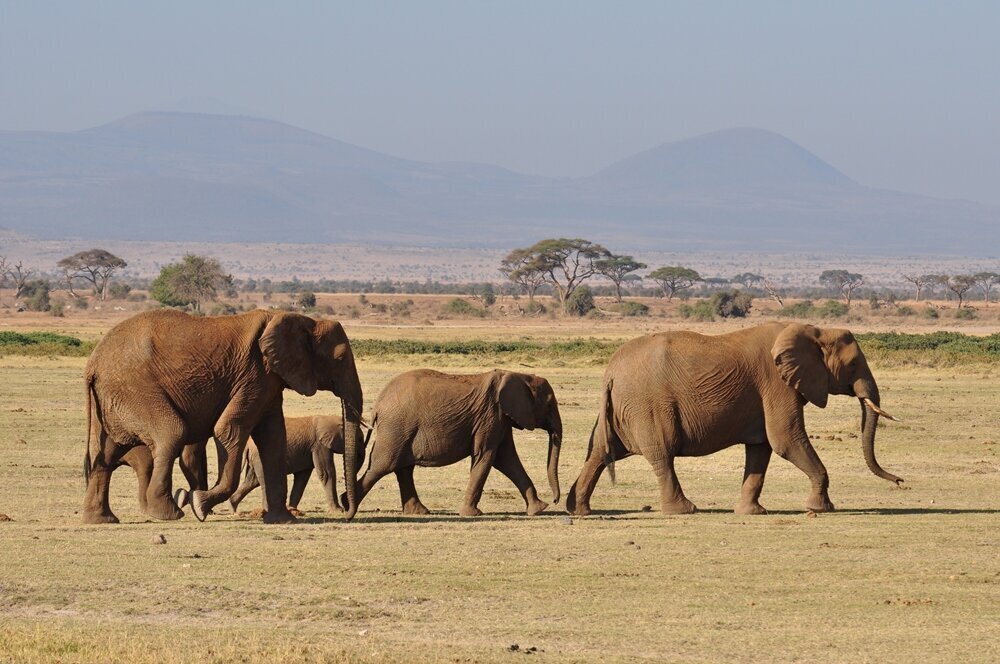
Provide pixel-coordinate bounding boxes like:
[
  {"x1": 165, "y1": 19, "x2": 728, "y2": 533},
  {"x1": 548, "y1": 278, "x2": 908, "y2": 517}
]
[{"x1": 863, "y1": 398, "x2": 901, "y2": 422}]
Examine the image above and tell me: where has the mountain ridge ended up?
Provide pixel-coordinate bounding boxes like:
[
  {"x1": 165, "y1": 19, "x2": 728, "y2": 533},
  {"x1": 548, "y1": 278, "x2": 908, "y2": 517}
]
[{"x1": 0, "y1": 112, "x2": 996, "y2": 255}]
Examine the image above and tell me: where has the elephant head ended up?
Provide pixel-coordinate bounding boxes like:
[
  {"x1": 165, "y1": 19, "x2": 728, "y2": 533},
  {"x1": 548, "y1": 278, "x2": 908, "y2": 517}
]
[
  {"x1": 771, "y1": 323, "x2": 902, "y2": 485},
  {"x1": 498, "y1": 372, "x2": 563, "y2": 502},
  {"x1": 259, "y1": 313, "x2": 365, "y2": 517}
]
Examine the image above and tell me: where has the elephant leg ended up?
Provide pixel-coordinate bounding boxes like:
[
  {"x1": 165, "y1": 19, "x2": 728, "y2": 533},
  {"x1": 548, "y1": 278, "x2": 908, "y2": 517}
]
[
  {"x1": 493, "y1": 436, "x2": 548, "y2": 516},
  {"x1": 340, "y1": 433, "x2": 401, "y2": 513},
  {"x1": 396, "y1": 466, "x2": 429, "y2": 515},
  {"x1": 82, "y1": 433, "x2": 125, "y2": 524},
  {"x1": 460, "y1": 445, "x2": 497, "y2": 517},
  {"x1": 771, "y1": 434, "x2": 834, "y2": 512},
  {"x1": 175, "y1": 441, "x2": 209, "y2": 510},
  {"x1": 146, "y1": 446, "x2": 185, "y2": 521},
  {"x1": 191, "y1": 400, "x2": 258, "y2": 521},
  {"x1": 250, "y1": 409, "x2": 295, "y2": 524},
  {"x1": 648, "y1": 453, "x2": 697, "y2": 514},
  {"x1": 311, "y1": 446, "x2": 339, "y2": 512},
  {"x1": 288, "y1": 469, "x2": 311, "y2": 510},
  {"x1": 735, "y1": 444, "x2": 771, "y2": 515},
  {"x1": 228, "y1": 450, "x2": 259, "y2": 514},
  {"x1": 120, "y1": 445, "x2": 153, "y2": 514},
  {"x1": 564, "y1": 451, "x2": 606, "y2": 517}
]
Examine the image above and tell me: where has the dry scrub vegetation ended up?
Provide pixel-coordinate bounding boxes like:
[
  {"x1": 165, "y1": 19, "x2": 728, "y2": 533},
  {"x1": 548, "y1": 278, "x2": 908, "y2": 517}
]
[{"x1": 0, "y1": 315, "x2": 998, "y2": 662}]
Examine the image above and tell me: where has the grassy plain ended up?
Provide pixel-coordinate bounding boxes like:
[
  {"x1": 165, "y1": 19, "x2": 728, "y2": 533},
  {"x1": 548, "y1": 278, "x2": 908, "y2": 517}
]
[{"x1": 0, "y1": 314, "x2": 998, "y2": 663}]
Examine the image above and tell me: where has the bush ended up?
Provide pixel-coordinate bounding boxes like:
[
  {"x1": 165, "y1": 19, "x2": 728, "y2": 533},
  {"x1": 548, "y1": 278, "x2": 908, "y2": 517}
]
[
  {"x1": 441, "y1": 298, "x2": 486, "y2": 318},
  {"x1": 49, "y1": 300, "x2": 65, "y2": 317},
  {"x1": 896, "y1": 305, "x2": 915, "y2": 316},
  {"x1": 955, "y1": 307, "x2": 977, "y2": 320},
  {"x1": 73, "y1": 297, "x2": 89, "y2": 310},
  {"x1": 923, "y1": 307, "x2": 940, "y2": 320},
  {"x1": 777, "y1": 300, "x2": 815, "y2": 318},
  {"x1": 678, "y1": 299, "x2": 714, "y2": 321},
  {"x1": 296, "y1": 291, "x2": 317, "y2": 309},
  {"x1": 618, "y1": 301, "x2": 650, "y2": 317},
  {"x1": 107, "y1": 282, "x2": 132, "y2": 300},
  {"x1": 565, "y1": 286, "x2": 595, "y2": 316},
  {"x1": 817, "y1": 300, "x2": 849, "y2": 318},
  {"x1": 524, "y1": 300, "x2": 547, "y2": 315},
  {"x1": 712, "y1": 290, "x2": 753, "y2": 318},
  {"x1": 21, "y1": 280, "x2": 51, "y2": 312},
  {"x1": 209, "y1": 303, "x2": 238, "y2": 316}
]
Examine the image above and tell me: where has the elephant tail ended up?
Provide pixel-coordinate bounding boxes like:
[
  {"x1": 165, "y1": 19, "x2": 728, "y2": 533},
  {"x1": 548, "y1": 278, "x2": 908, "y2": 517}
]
[
  {"x1": 602, "y1": 379, "x2": 616, "y2": 485},
  {"x1": 83, "y1": 375, "x2": 96, "y2": 482}
]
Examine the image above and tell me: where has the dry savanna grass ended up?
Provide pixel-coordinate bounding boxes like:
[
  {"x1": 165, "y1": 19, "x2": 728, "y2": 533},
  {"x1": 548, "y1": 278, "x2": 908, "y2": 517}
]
[{"x1": 0, "y1": 317, "x2": 998, "y2": 662}]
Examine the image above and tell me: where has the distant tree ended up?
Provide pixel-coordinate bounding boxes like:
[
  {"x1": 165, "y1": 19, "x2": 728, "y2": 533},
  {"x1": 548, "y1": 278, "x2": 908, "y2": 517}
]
[
  {"x1": 296, "y1": 291, "x2": 317, "y2": 309},
  {"x1": 20, "y1": 279, "x2": 51, "y2": 311},
  {"x1": 901, "y1": 273, "x2": 938, "y2": 301},
  {"x1": 0, "y1": 255, "x2": 7, "y2": 306},
  {"x1": 762, "y1": 278, "x2": 784, "y2": 307},
  {"x1": 732, "y1": 272, "x2": 764, "y2": 289},
  {"x1": 512, "y1": 238, "x2": 610, "y2": 311},
  {"x1": 648, "y1": 266, "x2": 701, "y2": 301},
  {"x1": 499, "y1": 248, "x2": 546, "y2": 303},
  {"x1": 819, "y1": 270, "x2": 864, "y2": 307},
  {"x1": 711, "y1": 290, "x2": 753, "y2": 318},
  {"x1": 595, "y1": 254, "x2": 646, "y2": 303},
  {"x1": 472, "y1": 283, "x2": 496, "y2": 308},
  {"x1": 972, "y1": 271, "x2": 999, "y2": 306},
  {"x1": 6, "y1": 260, "x2": 34, "y2": 298},
  {"x1": 151, "y1": 254, "x2": 231, "y2": 311},
  {"x1": 936, "y1": 274, "x2": 977, "y2": 309},
  {"x1": 57, "y1": 248, "x2": 127, "y2": 300}
]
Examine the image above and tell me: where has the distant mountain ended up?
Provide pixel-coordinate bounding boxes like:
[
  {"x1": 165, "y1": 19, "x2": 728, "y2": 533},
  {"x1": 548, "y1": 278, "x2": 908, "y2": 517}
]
[{"x1": 0, "y1": 112, "x2": 996, "y2": 254}]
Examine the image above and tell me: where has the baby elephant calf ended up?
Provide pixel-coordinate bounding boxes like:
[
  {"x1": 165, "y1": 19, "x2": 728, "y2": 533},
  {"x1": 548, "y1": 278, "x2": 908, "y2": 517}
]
[{"x1": 229, "y1": 414, "x2": 358, "y2": 514}]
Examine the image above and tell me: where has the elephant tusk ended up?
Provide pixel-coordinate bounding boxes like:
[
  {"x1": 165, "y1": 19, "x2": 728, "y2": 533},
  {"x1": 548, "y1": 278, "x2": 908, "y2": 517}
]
[{"x1": 863, "y1": 398, "x2": 901, "y2": 422}]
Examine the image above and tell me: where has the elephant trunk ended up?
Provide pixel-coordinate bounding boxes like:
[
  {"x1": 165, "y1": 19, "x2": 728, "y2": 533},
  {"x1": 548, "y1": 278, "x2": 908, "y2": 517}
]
[
  {"x1": 546, "y1": 414, "x2": 562, "y2": 503},
  {"x1": 855, "y1": 380, "x2": 903, "y2": 485},
  {"x1": 340, "y1": 365, "x2": 364, "y2": 521}
]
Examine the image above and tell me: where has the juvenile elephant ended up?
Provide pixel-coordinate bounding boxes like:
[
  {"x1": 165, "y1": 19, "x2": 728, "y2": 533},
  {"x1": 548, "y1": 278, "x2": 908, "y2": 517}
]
[
  {"x1": 226, "y1": 415, "x2": 364, "y2": 514},
  {"x1": 564, "y1": 322, "x2": 902, "y2": 516},
  {"x1": 83, "y1": 309, "x2": 364, "y2": 524},
  {"x1": 346, "y1": 369, "x2": 562, "y2": 518}
]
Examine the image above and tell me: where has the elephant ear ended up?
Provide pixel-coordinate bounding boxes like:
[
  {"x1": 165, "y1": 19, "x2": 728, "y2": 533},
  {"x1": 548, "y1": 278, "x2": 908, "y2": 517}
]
[
  {"x1": 259, "y1": 313, "x2": 318, "y2": 397},
  {"x1": 498, "y1": 373, "x2": 536, "y2": 430},
  {"x1": 771, "y1": 324, "x2": 829, "y2": 408}
]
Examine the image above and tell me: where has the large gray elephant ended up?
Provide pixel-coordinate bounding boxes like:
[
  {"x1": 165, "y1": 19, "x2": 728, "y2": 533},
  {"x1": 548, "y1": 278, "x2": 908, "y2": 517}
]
[
  {"x1": 564, "y1": 322, "x2": 903, "y2": 516},
  {"x1": 225, "y1": 414, "x2": 364, "y2": 514},
  {"x1": 82, "y1": 309, "x2": 364, "y2": 524},
  {"x1": 345, "y1": 369, "x2": 562, "y2": 518}
]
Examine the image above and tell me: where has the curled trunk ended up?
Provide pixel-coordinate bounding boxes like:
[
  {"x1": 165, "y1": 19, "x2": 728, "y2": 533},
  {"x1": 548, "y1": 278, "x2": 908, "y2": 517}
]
[
  {"x1": 547, "y1": 429, "x2": 562, "y2": 503},
  {"x1": 859, "y1": 399, "x2": 903, "y2": 485}
]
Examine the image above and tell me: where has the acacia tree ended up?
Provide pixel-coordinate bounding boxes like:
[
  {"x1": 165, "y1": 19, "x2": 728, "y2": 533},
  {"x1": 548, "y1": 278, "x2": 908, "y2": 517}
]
[
  {"x1": 901, "y1": 273, "x2": 937, "y2": 301},
  {"x1": 595, "y1": 254, "x2": 646, "y2": 303},
  {"x1": 499, "y1": 248, "x2": 546, "y2": 303},
  {"x1": 972, "y1": 271, "x2": 999, "y2": 306},
  {"x1": 819, "y1": 270, "x2": 864, "y2": 307},
  {"x1": 732, "y1": 272, "x2": 764, "y2": 289},
  {"x1": 936, "y1": 274, "x2": 977, "y2": 309},
  {"x1": 57, "y1": 249, "x2": 127, "y2": 300},
  {"x1": 648, "y1": 266, "x2": 701, "y2": 301},
  {"x1": 514, "y1": 238, "x2": 610, "y2": 311},
  {"x1": 762, "y1": 278, "x2": 785, "y2": 306},
  {"x1": 6, "y1": 260, "x2": 34, "y2": 298},
  {"x1": 151, "y1": 254, "x2": 231, "y2": 312}
]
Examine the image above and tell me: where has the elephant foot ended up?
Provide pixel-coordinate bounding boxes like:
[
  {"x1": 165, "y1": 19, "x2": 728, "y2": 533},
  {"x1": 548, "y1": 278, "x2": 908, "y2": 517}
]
[
  {"x1": 191, "y1": 490, "x2": 210, "y2": 522},
  {"x1": 174, "y1": 488, "x2": 190, "y2": 508},
  {"x1": 526, "y1": 500, "x2": 549, "y2": 516},
  {"x1": 459, "y1": 505, "x2": 484, "y2": 517},
  {"x1": 81, "y1": 509, "x2": 119, "y2": 525},
  {"x1": 262, "y1": 507, "x2": 298, "y2": 524},
  {"x1": 145, "y1": 497, "x2": 185, "y2": 521},
  {"x1": 805, "y1": 495, "x2": 835, "y2": 513},
  {"x1": 228, "y1": 499, "x2": 239, "y2": 515},
  {"x1": 564, "y1": 493, "x2": 592, "y2": 516},
  {"x1": 661, "y1": 497, "x2": 698, "y2": 515},
  {"x1": 734, "y1": 501, "x2": 768, "y2": 515},
  {"x1": 402, "y1": 500, "x2": 430, "y2": 515}
]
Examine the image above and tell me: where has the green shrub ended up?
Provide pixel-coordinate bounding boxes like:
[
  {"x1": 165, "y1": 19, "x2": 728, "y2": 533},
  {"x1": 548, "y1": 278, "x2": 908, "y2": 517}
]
[
  {"x1": 296, "y1": 291, "x2": 317, "y2": 309},
  {"x1": 565, "y1": 286, "x2": 595, "y2": 316},
  {"x1": 73, "y1": 296, "x2": 89, "y2": 310},
  {"x1": 523, "y1": 300, "x2": 547, "y2": 315},
  {"x1": 618, "y1": 301, "x2": 650, "y2": 317},
  {"x1": 954, "y1": 307, "x2": 977, "y2": 320},
  {"x1": 21, "y1": 280, "x2": 51, "y2": 312},
  {"x1": 107, "y1": 282, "x2": 132, "y2": 299},
  {"x1": 896, "y1": 305, "x2": 915, "y2": 316},
  {"x1": 923, "y1": 307, "x2": 940, "y2": 319},
  {"x1": 817, "y1": 300, "x2": 849, "y2": 318},
  {"x1": 678, "y1": 299, "x2": 714, "y2": 321},
  {"x1": 711, "y1": 290, "x2": 753, "y2": 318},
  {"x1": 777, "y1": 300, "x2": 815, "y2": 317},
  {"x1": 441, "y1": 298, "x2": 486, "y2": 318},
  {"x1": 50, "y1": 300, "x2": 65, "y2": 317}
]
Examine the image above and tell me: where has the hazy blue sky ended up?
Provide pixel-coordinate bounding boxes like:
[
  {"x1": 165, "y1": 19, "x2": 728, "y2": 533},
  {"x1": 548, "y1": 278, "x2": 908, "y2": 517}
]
[{"x1": 2, "y1": 1, "x2": 998, "y2": 204}]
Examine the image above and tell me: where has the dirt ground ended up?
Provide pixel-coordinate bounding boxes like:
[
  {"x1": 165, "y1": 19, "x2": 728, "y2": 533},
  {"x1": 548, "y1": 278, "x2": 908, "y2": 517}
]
[{"x1": 0, "y1": 314, "x2": 997, "y2": 662}]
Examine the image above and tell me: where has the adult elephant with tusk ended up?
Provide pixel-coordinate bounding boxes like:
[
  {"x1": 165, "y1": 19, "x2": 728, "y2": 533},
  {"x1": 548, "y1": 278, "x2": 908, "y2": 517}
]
[
  {"x1": 564, "y1": 322, "x2": 902, "y2": 517},
  {"x1": 81, "y1": 309, "x2": 363, "y2": 524},
  {"x1": 344, "y1": 369, "x2": 562, "y2": 518}
]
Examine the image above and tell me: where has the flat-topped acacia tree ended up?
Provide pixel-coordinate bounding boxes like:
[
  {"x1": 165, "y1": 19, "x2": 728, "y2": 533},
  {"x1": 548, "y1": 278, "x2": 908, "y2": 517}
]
[
  {"x1": 505, "y1": 238, "x2": 610, "y2": 312},
  {"x1": 57, "y1": 249, "x2": 127, "y2": 300}
]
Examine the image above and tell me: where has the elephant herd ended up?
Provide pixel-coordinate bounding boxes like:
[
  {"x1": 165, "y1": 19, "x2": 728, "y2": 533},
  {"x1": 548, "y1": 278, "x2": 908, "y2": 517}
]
[{"x1": 81, "y1": 310, "x2": 903, "y2": 525}]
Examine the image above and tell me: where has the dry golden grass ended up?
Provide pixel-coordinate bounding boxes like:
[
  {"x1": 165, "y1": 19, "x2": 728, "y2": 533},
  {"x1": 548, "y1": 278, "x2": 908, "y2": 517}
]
[{"x1": 0, "y1": 321, "x2": 998, "y2": 662}]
